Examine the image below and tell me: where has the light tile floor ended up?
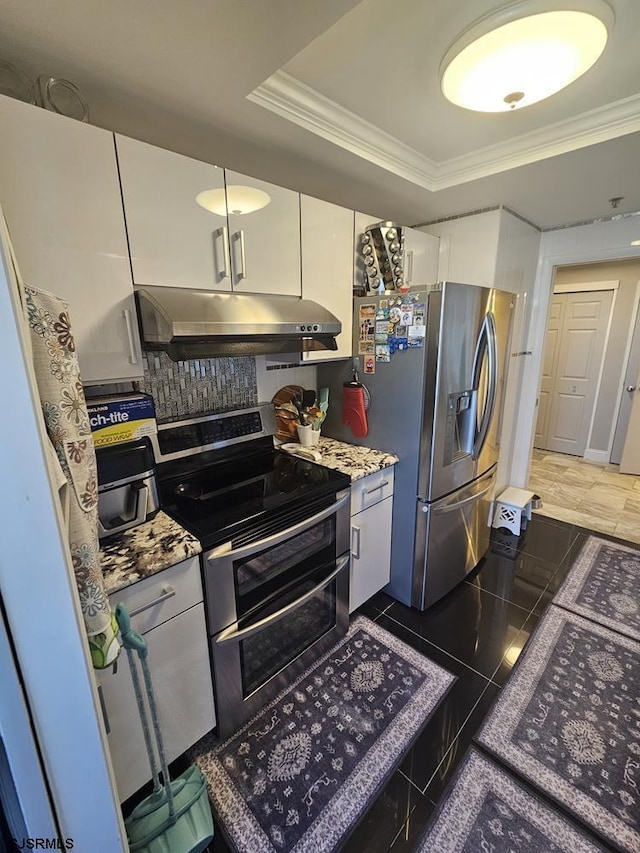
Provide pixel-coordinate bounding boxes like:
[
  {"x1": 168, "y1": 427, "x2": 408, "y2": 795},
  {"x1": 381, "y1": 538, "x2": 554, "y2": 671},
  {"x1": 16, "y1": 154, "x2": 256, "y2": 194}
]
[{"x1": 528, "y1": 448, "x2": 640, "y2": 543}]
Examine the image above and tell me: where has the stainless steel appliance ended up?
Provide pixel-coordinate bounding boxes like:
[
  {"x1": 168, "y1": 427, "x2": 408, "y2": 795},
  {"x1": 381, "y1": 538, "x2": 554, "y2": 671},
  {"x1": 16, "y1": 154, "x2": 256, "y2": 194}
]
[
  {"x1": 136, "y1": 287, "x2": 341, "y2": 358},
  {"x1": 152, "y1": 405, "x2": 351, "y2": 738},
  {"x1": 319, "y1": 282, "x2": 514, "y2": 610},
  {"x1": 96, "y1": 437, "x2": 160, "y2": 539}
]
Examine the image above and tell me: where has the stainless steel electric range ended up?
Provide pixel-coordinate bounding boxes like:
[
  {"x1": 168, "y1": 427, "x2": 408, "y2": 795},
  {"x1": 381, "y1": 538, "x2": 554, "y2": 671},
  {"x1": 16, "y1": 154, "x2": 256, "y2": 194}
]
[{"x1": 151, "y1": 404, "x2": 351, "y2": 738}]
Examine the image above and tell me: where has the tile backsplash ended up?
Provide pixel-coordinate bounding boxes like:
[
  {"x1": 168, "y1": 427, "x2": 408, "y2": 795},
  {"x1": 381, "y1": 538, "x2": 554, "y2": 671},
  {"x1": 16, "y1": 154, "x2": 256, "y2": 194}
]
[{"x1": 139, "y1": 351, "x2": 257, "y2": 422}]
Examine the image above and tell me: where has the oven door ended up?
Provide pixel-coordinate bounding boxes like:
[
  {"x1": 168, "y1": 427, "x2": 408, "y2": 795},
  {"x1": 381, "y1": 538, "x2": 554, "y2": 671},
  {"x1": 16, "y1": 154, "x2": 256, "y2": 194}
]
[
  {"x1": 205, "y1": 489, "x2": 351, "y2": 737},
  {"x1": 211, "y1": 553, "x2": 349, "y2": 737}
]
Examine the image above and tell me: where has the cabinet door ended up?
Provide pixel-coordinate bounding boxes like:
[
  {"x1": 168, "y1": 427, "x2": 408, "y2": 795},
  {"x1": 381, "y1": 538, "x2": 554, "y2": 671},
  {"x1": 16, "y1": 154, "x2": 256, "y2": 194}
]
[
  {"x1": 0, "y1": 95, "x2": 142, "y2": 384},
  {"x1": 301, "y1": 196, "x2": 354, "y2": 362},
  {"x1": 403, "y1": 227, "x2": 439, "y2": 288},
  {"x1": 97, "y1": 603, "x2": 216, "y2": 802},
  {"x1": 225, "y1": 170, "x2": 301, "y2": 296},
  {"x1": 349, "y1": 496, "x2": 393, "y2": 613},
  {"x1": 116, "y1": 135, "x2": 231, "y2": 291}
]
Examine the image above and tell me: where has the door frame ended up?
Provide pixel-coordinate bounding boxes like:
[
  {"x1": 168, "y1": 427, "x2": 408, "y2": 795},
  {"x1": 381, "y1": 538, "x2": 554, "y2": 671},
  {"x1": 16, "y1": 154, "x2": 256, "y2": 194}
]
[
  {"x1": 610, "y1": 279, "x2": 640, "y2": 464},
  {"x1": 511, "y1": 221, "x2": 640, "y2": 488}
]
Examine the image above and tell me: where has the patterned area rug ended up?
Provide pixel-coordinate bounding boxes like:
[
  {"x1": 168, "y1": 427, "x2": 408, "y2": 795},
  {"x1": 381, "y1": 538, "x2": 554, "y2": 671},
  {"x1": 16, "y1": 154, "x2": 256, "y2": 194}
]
[
  {"x1": 417, "y1": 748, "x2": 606, "y2": 852},
  {"x1": 554, "y1": 536, "x2": 640, "y2": 641},
  {"x1": 190, "y1": 616, "x2": 454, "y2": 853},
  {"x1": 477, "y1": 605, "x2": 640, "y2": 852}
]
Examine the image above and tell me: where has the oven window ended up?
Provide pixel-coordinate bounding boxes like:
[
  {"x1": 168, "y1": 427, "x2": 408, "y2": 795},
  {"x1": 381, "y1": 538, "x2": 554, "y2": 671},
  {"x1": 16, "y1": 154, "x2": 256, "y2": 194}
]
[
  {"x1": 234, "y1": 517, "x2": 335, "y2": 618},
  {"x1": 240, "y1": 577, "x2": 336, "y2": 698}
]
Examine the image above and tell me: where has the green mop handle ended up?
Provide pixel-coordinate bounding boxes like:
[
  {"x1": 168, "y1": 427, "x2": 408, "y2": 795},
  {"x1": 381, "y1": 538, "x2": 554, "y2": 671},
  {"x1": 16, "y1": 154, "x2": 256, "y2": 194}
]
[{"x1": 115, "y1": 603, "x2": 176, "y2": 821}]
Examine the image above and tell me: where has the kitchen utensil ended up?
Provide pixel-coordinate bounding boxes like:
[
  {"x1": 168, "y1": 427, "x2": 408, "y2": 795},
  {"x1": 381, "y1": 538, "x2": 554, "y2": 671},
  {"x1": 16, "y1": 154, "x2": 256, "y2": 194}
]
[
  {"x1": 279, "y1": 443, "x2": 322, "y2": 463},
  {"x1": 302, "y1": 389, "x2": 316, "y2": 409},
  {"x1": 115, "y1": 604, "x2": 213, "y2": 853},
  {"x1": 272, "y1": 385, "x2": 305, "y2": 440}
]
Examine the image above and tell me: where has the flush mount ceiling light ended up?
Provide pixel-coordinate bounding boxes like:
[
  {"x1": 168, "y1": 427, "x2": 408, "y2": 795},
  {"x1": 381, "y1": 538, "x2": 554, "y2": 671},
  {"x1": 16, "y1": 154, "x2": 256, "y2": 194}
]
[
  {"x1": 196, "y1": 185, "x2": 271, "y2": 216},
  {"x1": 440, "y1": 0, "x2": 613, "y2": 112}
]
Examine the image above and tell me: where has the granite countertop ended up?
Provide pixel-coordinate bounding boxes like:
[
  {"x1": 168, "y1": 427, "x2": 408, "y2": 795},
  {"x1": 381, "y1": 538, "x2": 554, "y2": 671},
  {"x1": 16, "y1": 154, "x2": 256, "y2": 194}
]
[
  {"x1": 312, "y1": 436, "x2": 398, "y2": 482},
  {"x1": 100, "y1": 510, "x2": 202, "y2": 596}
]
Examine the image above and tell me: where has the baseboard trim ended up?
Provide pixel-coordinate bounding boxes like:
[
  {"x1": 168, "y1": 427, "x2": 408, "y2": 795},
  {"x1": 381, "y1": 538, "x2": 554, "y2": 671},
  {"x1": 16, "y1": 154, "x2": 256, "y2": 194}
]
[{"x1": 583, "y1": 448, "x2": 610, "y2": 464}]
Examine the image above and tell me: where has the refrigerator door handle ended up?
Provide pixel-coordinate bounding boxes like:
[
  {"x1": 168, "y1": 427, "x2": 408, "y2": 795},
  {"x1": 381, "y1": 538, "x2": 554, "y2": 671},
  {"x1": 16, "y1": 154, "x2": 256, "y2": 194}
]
[
  {"x1": 432, "y1": 478, "x2": 494, "y2": 515},
  {"x1": 472, "y1": 312, "x2": 498, "y2": 459}
]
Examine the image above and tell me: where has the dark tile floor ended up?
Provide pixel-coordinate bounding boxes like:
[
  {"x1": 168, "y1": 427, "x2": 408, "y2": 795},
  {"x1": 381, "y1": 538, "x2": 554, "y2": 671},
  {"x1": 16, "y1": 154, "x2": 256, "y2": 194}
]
[{"x1": 207, "y1": 513, "x2": 619, "y2": 852}]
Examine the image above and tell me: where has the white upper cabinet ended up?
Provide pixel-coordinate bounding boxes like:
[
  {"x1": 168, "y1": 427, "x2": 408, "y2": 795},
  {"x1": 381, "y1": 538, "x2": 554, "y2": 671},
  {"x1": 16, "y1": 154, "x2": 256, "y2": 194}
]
[
  {"x1": 0, "y1": 96, "x2": 142, "y2": 384},
  {"x1": 301, "y1": 196, "x2": 354, "y2": 362},
  {"x1": 116, "y1": 136, "x2": 231, "y2": 291},
  {"x1": 403, "y1": 227, "x2": 439, "y2": 288},
  {"x1": 225, "y1": 170, "x2": 301, "y2": 296}
]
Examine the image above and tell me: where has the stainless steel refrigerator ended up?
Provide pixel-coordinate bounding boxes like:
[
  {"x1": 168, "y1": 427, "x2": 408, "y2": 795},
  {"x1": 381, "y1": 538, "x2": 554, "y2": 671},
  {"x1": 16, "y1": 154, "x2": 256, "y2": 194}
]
[{"x1": 318, "y1": 281, "x2": 515, "y2": 609}]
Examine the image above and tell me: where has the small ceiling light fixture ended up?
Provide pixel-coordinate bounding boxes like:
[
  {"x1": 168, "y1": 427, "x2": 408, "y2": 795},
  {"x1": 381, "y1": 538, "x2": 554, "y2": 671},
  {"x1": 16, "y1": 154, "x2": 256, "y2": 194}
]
[
  {"x1": 196, "y1": 185, "x2": 271, "y2": 216},
  {"x1": 630, "y1": 240, "x2": 640, "y2": 247},
  {"x1": 440, "y1": 0, "x2": 613, "y2": 113}
]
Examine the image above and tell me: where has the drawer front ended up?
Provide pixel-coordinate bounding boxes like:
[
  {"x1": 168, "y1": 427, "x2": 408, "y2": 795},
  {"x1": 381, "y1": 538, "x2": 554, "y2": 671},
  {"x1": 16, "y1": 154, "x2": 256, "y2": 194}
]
[
  {"x1": 98, "y1": 602, "x2": 216, "y2": 802},
  {"x1": 351, "y1": 467, "x2": 395, "y2": 515},
  {"x1": 108, "y1": 556, "x2": 202, "y2": 634}
]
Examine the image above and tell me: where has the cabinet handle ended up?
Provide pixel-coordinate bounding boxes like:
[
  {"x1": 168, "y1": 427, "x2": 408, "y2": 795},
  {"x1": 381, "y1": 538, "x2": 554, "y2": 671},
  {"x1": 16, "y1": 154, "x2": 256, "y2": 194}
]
[
  {"x1": 363, "y1": 480, "x2": 389, "y2": 496},
  {"x1": 122, "y1": 308, "x2": 139, "y2": 365},
  {"x1": 214, "y1": 226, "x2": 230, "y2": 281},
  {"x1": 406, "y1": 250, "x2": 414, "y2": 283},
  {"x1": 127, "y1": 585, "x2": 176, "y2": 618},
  {"x1": 97, "y1": 684, "x2": 110, "y2": 735},
  {"x1": 233, "y1": 230, "x2": 247, "y2": 282},
  {"x1": 351, "y1": 525, "x2": 361, "y2": 559}
]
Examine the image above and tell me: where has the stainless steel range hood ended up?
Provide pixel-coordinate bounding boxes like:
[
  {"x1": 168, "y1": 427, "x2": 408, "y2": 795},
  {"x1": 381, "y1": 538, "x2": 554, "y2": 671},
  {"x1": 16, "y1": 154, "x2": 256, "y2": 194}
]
[{"x1": 135, "y1": 287, "x2": 341, "y2": 359}]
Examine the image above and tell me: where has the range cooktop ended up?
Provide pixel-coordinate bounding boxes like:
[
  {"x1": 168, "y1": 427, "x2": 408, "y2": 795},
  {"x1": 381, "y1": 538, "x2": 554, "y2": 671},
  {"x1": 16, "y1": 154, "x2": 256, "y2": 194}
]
[{"x1": 153, "y1": 407, "x2": 350, "y2": 551}]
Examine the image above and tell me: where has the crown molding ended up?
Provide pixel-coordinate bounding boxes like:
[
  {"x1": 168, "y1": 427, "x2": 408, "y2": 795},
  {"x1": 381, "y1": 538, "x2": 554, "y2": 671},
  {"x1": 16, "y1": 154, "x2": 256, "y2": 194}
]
[
  {"x1": 248, "y1": 71, "x2": 640, "y2": 192},
  {"x1": 247, "y1": 71, "x2": 438, "y2": 189}
]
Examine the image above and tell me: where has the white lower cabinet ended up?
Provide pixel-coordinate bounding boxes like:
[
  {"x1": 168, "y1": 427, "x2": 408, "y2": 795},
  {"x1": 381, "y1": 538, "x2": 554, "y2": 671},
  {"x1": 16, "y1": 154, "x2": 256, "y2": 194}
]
[
  {"x1": 349, "y1": 470, "x2": 394, "y2": 613},
  {"x1": 97, "y1": 558, "x2": 216, "y2": 802}
]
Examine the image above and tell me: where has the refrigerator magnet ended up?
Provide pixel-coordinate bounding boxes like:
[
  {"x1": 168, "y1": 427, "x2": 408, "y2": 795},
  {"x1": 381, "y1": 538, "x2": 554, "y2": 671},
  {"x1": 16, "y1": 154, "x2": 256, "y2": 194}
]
[
  {"x1": 364, "y1": 355, "x2": 375, "y2": 374},
  {"x1": 396, "y1": 325, "x2": 407, "y2": 337},
  {"x1": 389, "y1": 306, "x2": 402, "y2": 324},
  {"x1": 375, "y1": 344, "x2": 391, "y2": 362},
  {"x1": 358, "y1": 339, "x2": 375, "y2": 355},
  {"x1": 408, "y1": 323, "x2": 426, "y2": 338},
  {"x1": 400, "y1": 306, "x2": 414, "y2": 326},
  {"x1": 375, "y1": 319, "x2": 389, "y2": 334},
  {"x1": 359, "y1": 304, "x2": 376, "y2": 320}
]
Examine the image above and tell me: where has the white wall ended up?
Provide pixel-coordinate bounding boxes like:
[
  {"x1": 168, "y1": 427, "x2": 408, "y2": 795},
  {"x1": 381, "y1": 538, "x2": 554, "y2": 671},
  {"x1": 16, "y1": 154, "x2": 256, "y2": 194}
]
[
  {"x1": 511, "y1": 216, "x2": 640, "y2": 486},
  {"x1": 0, "y1": 219, "x2": 127, "y2": 849},
  {"x1": 420, "y1": 208, "x2": 540, "y2": 491},
  {"x1": 255, "y1": 356, "x2": 318, "y2": 404}
]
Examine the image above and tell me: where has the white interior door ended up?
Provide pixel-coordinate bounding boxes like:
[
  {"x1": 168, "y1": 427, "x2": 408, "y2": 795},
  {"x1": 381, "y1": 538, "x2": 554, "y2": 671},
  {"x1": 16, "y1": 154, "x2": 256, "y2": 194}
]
[
  {"x1": 619, "y1": 366, "x2": 640, "y2": 473},
  {"x1": 535, "y1": 296, "x2": 564, "y2": 448},
  {"x1": 536, "y1": 290, "x2": 613, "y2": 455}
]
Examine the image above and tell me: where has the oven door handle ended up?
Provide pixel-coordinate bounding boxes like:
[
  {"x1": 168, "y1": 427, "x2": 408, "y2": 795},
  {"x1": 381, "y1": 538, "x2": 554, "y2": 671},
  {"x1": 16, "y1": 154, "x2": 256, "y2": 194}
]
[
  {"x1": 215, "y1": 554, "x2": 349, "y2": 645},
  {"x1": 207, "y1": 491, "x2": 350, "y2": 562}
]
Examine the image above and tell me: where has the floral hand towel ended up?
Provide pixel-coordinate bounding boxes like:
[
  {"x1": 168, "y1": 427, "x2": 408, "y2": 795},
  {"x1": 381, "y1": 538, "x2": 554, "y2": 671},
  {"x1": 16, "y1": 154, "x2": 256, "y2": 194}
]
[{"x1": 24, "y1": 285, "x2": 118, "y2": 667}]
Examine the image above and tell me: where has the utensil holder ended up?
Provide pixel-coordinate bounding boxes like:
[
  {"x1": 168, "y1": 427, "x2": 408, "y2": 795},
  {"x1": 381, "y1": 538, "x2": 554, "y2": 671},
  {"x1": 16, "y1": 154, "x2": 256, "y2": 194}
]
[{"x1": 297, "y1": 424, "x2": 320, "y2": 447}]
